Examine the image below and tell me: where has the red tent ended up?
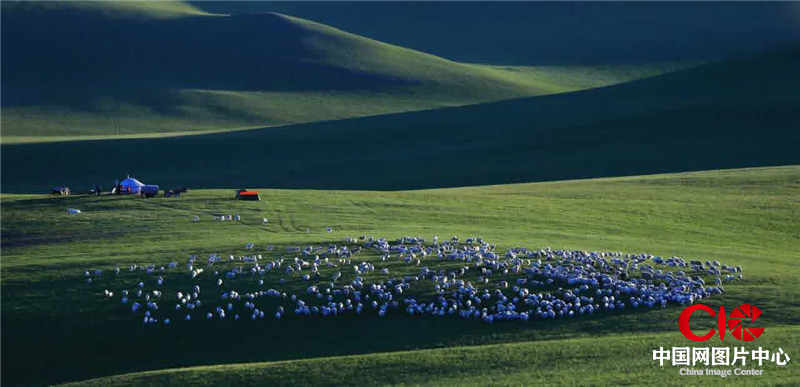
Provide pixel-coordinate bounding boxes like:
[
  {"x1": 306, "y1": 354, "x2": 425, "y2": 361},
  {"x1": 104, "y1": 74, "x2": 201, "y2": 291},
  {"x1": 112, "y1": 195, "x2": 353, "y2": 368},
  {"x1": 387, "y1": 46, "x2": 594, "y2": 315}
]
[{"x1": 235, "y1": 190, "x2": 260, "y2": 201}]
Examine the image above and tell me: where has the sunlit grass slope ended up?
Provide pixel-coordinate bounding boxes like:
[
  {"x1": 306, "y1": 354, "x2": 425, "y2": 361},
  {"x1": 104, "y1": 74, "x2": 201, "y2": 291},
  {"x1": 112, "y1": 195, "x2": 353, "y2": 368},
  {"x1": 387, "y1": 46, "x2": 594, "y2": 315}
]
[
  {"x1": 46, "y1": 0, "x2": 216, "y2": 19},
  {"x1": 2, "y1": 166, "x2": 799, "y2": 385},
  {"x1": 2, "y1": 47, "x2": 797, "y2": 192},
  {"x1": 0, "y1": 1, "x2": 689, "y2": 140},
  {"x1": 4, "y1": 0, "x2": 217, "y2": 19},
  {"x1": 190, "y1": 2, "x2": 800, "y2": 66}
]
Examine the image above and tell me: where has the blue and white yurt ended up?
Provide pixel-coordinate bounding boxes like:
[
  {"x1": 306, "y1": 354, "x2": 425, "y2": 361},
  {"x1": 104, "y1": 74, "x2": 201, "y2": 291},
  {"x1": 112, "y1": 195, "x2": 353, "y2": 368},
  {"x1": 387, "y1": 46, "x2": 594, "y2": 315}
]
[{"x1": 119, "y1": 177, "x2": 145, "y2": 194}]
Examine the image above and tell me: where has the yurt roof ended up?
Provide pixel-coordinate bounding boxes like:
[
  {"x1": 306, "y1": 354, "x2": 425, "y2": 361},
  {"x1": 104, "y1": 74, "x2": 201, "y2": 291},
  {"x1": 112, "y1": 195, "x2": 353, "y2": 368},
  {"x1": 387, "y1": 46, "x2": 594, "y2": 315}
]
[{"x1": 121, "y1": 177, "x2": 144, "y2": 186}]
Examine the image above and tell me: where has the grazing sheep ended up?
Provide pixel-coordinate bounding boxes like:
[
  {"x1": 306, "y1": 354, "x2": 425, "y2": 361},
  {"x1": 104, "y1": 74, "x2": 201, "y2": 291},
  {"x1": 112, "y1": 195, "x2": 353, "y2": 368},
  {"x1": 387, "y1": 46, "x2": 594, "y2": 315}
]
[{"x1": 89, "y1": 235, "x2": 743, "y2": 327}]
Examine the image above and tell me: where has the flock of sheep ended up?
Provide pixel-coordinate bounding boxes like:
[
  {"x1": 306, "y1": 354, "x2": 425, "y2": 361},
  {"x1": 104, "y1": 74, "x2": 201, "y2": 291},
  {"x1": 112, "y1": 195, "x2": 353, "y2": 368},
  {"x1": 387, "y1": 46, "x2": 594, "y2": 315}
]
[{"x1": 85, "y1": 234, "x2": 743, "y2": 326}]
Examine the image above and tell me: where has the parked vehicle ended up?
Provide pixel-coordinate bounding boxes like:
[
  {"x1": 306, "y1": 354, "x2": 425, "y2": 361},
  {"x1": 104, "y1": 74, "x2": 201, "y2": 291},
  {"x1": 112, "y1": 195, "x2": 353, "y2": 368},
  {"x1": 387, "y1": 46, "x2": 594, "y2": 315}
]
[{"x1": 141, "y1": 185, "x2": 159, "y2": 198}]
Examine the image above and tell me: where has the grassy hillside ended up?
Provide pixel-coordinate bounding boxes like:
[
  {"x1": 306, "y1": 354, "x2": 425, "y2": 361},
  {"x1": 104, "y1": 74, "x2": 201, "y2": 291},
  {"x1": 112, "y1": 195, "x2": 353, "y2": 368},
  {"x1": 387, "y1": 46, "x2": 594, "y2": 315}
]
[
  {"x1": 63, "y1": 327, "x2": 800, "y2": 386},
  {"x1": 193, "y1": 2, "x2": 800, "y2": 66},
  {"x1": 12, "y1": 0, "x2": 217, "y2": 19},
  {"x1": 3, "y1": 48, "x2": 798, "y2": 193},
  {"x1": 2, "y1": 166, "x2": 799, "y2": 385},
  {"x1": 1, "y1": 1, "x2": 686, "y2": 140}
]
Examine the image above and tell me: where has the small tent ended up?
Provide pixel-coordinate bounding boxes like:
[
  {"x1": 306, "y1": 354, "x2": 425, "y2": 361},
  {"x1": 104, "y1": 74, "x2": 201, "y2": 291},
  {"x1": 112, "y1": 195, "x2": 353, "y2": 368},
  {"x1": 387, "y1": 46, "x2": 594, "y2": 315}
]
[
  {"x1": 119, "y1": 177, "x2": 145, "y2": 194},
  {"x1": 235, "y1": 189, "x2": 260, "y2": 201}
]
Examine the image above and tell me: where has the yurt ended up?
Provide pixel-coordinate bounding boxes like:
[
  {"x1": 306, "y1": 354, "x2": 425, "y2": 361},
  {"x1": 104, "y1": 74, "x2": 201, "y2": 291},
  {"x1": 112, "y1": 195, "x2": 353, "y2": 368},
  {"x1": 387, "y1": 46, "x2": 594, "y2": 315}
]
[{"x1": 119, "y1": 177, "x2": 145, "y2": 194}]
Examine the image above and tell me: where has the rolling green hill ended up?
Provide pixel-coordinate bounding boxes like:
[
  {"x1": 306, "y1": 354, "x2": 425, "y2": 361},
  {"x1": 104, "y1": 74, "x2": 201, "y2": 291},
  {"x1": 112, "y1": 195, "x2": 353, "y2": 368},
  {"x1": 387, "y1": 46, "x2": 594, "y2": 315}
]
[
  {"x1": 62, "y1": 327, "x2": 800, "y2": 386},
  {"x1": 2, "y1": 47, "x2": 798, "y2": 193},
  {"x1": 10, "y1": 0, "x2": 217, "y2": 19},
  {"x1": 2, "y1": 166, "x2": 799, "y2": 385},
  {"x1": 191, "y1": 2, "x2": 800, "y2": 66},
  {"x1": 1, "y1": 1, "x2": 687, "y2": 140},
  {"x1": 3, "y1": 3, "x2": 798, "y2": 386}
]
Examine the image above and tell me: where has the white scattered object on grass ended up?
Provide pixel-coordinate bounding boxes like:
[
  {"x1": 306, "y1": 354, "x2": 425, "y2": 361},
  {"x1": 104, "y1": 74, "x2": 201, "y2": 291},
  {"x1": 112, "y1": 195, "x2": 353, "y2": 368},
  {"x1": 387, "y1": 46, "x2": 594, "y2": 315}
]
[
  {"x1": 87, "y1": 235, "x2": 741, "y2": 327},
  {"x1": 192, "y1": 216, "x2": 200, "y2": 222},
  {"x1": 67, "y1": 208, "x2": 81, "y2": 214}
]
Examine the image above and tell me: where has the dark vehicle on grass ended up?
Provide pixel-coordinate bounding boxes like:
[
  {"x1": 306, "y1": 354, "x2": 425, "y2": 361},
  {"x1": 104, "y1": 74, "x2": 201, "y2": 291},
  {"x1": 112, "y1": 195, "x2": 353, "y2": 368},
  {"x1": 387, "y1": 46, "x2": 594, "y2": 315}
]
[{"x1": 140, "y1": 185, "x2": 159, "y2": 198}]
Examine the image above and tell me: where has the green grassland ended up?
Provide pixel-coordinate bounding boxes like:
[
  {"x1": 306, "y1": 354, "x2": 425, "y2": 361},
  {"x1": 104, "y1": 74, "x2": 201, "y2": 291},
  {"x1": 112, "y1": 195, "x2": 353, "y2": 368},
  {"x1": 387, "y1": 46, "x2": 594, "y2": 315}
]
[
  {"x1": 63, "y1": 328, "x2": 800, "y2": 386},
  {"x1": 3, "y1": 47, "x2": 798, "y2": 193},
  {"x1": 2, "y1": 166, "x2": 799, "y2": 385},
  {"x1": 190, "y1": 2, "x2": 800, "y2": 66},
  {"x1": 0, "y1": 2, "x2": 691, "y2": 141},
  {"x1": 2, "y1": 2, "x2": 799, "y2": 386},
  {"x1": 9, "y1": 0, "x2": 218, "y2": 19}
]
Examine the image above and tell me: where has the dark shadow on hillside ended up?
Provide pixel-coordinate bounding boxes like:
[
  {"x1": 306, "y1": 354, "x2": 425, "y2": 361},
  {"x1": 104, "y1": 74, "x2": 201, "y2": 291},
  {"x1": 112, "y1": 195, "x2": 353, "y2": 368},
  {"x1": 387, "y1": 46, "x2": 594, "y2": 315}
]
[
  {"x1": 2, "y1": 48, "x2": 799, "y2": 193},
  {"x1": 1, "y1": 9, "x2": 416, "y2": 109},
  {"x1": 193, "y1": 2, "x2": 800, "y2": 65}
]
